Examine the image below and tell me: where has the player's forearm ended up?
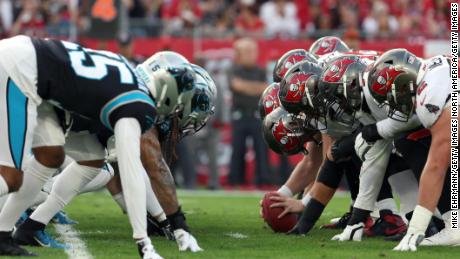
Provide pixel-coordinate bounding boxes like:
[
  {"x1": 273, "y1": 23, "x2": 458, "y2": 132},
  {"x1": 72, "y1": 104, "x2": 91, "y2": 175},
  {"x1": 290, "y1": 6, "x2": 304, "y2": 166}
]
[
  {"x1": 114, "y1": 118, "x2": 147, "y2": 239},
  {"x1": 376, "y1": 116, "x2": 421, "y2": 140},
  {"x1": 417, "y1": 108, "x2": 451, "y2": 211},
  {"x1": 417, "y1": 151, "x2": 450, "y2": 212},
  {"x1": 284, "y1": 157, "x2": 315, "y2": 195},
  {"x1": 140, "y1": 128, "x2": 179, "y2": 215}
]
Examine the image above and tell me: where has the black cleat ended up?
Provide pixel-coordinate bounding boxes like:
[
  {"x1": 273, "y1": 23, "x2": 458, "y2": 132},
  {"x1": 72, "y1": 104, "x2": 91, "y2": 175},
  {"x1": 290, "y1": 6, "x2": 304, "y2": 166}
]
[
  {"x1": 321, "y1": 212, "x2": 351, "y2": 229},
  {"x1": 0, "y1": 231, "x2": 37, "y2": 256}
]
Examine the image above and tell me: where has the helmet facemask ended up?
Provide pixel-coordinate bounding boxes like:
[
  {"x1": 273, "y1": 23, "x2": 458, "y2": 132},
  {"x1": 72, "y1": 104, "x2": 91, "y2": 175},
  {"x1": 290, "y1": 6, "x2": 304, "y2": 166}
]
[
  {"x1": 318, "y1": 55, "x2": 367, "y2": 127},
  {"x1": 178, "y1": 64, "x2": 217, "y2": 137},
  {"x1": 386, "y1": 72, "x2": 416, "y2": 122},
  {"x1": 368, "y1": 64, "x2": 416, "y2": 122}
]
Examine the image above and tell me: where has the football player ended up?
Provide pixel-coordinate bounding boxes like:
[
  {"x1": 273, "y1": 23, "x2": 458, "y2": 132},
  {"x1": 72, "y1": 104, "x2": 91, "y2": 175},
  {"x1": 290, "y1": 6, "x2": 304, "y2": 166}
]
[
  {"x1": 366, "y1": 49, "x2": 458, "y2": 250},
  {"x1": 0, "y1": 35, "x2": 198, "y2": 258},
  {"x1": 276, "y1": 60, "x2": 403, "y2": 236},
  {"x1": 313, "y1": 54, "x2": 421, "y2": 241}
]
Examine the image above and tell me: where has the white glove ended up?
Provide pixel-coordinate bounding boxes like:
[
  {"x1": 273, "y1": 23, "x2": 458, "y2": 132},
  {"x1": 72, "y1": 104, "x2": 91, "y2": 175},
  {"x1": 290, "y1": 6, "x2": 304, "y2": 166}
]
[
  {"x1": 137, "y1": 238, "x2": 164, "y2": 259},
  {"x1": 331, "y1": 222, "x2": 364, "y2": 241},
  {"x1": 174, "y1": 229, "x2": 203, "y2": 252},
  {"x1": 394, "y1": 205, "x2": 432, "y2": 252},
  {"x1": 354, "y1": 133, "x2": 373, "y2": 161}
]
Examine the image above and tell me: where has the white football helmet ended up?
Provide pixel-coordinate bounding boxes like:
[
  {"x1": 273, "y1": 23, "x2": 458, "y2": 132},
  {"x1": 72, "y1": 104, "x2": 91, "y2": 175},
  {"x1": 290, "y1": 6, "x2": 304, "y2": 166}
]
[
  {"x1": 135, "y1": 51, "x2": 196, "y2": 121},
  {"x1": 179, "y1": 64, "x2": 217, "y2": 135}
]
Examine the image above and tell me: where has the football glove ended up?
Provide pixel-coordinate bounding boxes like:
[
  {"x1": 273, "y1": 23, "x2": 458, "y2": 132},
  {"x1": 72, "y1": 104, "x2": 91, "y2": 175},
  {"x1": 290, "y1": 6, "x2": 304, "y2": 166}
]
[
  {"x1": 136, "y1": 237, "x2": 163, "y2": 259},
  {"x1": 174, "y1": 229, "x2": 203, "y2": 252},
  {"x1": 394, "y1": 205, "x2": 432, "y2": 252},
  {"x1": 331, "y1": 222, "x2": 365, "y2": 241}
]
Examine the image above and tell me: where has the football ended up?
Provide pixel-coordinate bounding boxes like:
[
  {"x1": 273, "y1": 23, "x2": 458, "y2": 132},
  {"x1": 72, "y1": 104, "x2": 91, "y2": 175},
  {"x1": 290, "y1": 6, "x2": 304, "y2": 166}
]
[{"x1": 262, "y1": 192, "x2": 298, "y2": 233}]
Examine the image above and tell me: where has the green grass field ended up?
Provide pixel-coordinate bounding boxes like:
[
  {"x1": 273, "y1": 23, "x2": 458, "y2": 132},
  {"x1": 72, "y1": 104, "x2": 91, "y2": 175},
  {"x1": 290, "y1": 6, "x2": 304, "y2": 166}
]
[{"x1": 9, "y1": 191, "x2": 460, "y2": 259}]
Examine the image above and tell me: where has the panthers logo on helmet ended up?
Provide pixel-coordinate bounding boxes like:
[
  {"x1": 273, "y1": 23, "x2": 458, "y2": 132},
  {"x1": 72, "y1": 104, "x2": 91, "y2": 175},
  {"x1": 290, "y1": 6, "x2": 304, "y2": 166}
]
[
  {"x1": 323, "y1": 58, "x2": 356, "y2": 83},
  {"x1": 370, "y1": 65, "x2": 404, "y2": 96}
]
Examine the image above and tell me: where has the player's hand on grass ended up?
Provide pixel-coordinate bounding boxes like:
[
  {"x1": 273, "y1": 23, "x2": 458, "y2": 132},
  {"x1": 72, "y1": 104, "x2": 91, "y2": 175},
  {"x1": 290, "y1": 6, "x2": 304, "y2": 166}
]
[
  {"x1": 393, "y1": 231, "x2": 424, "y2": 252},
  {"x1": 331, "y1": 222, "x2": 364, "y2": 241},
  {"x1": 393, "y1": 205, "x2": 431, "y2": 252},
  {"x1": 269, "y1": 196, "x2": 304, "y2": 219},
  {"x1": 174, "y1": 229, "x2": 203, "y2": 252}
]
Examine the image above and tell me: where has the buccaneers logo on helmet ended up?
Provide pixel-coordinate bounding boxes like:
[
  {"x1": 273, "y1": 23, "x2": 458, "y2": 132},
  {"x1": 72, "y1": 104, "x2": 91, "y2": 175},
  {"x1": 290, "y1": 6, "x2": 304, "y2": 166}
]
[
  {"x1": 370, "y1": 65, "x2": 404, "y2": 96},
  {"x1": 323, "y1": 58, "x2": 356, "y2": 83},
  {"x1": 272, "y1": 121, "x2": 300, "y2": 153},
  {"x1": 283, "y1": 73, "x2": 315, "y2": 103},
  {"x1": 316, "y1": 38, "x2": 338, "y2": 56}
]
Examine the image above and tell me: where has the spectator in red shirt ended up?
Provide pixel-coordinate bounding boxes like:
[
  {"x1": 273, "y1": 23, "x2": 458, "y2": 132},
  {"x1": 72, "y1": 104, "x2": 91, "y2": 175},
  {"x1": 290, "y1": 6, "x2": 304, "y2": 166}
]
[
  {"x1": 163, "y1": 0, "x2": 203, "y2": 35},
  {"x1": 235, "y1": 1, "x2": 264, "y2": 38}
]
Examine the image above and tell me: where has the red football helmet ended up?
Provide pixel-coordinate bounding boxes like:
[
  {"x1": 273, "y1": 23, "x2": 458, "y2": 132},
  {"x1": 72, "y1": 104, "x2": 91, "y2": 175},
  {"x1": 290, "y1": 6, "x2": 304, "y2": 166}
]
[
  {"x1": 273, "y1": 49, "x2": 318, "y2": 83},
  {"x1": 262, "y1": 107, "x2": 317, "y2": 155},
  {"x1": 309, "y1": 36, "x2": 351, "y2": 57},
  {"x1": 258, "y1": 83, "x2": 281, "y2": 120}
]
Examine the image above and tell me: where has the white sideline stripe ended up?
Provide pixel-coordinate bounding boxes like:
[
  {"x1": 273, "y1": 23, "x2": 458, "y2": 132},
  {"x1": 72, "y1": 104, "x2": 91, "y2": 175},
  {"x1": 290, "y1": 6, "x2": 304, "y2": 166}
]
[{"x1": 54, "y1": 224, "x2": 94, "y2": 259}]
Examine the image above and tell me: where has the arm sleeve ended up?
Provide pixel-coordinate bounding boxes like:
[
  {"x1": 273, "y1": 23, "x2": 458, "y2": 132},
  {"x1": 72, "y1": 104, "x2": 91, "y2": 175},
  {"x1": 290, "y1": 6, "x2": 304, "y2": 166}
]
[
  {"x1": 376, "y1": 115, "x2": 421, "y2": 140},
  {"x1": 114, "y1": 118, "x2": 147, "y2": 239}
]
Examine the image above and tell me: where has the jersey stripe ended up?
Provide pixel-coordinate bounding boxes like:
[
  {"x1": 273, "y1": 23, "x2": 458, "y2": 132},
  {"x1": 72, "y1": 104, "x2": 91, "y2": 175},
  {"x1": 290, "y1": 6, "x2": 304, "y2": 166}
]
[
  {"x1": 6, "y1": 78, "x2": 28, "y2": 169},
  {"x1": 100, "y1": 90, "x2": 155, "y2": 130}
]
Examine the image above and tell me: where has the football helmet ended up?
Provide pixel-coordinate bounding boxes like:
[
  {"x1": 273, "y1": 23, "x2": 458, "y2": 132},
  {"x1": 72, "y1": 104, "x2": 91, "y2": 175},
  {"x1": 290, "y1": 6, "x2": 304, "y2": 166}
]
[
  {"x1": 262, "y1": 107, "x2": 317, "y2": 155},
  {"x1": 179, "y1": 64, "x2": 217, "y2": 136},
  {"x1": 318, "y1": 55, "x2": 367, "y2": 125},
  {"x1": 135, "y1": 51, "x2": 196, "y2": 121},
  {"x1": 278, "y1": 61, "x2": 324, "y2": 130},
  {"x1": 258, "y1": 82, "x2": 281, "y2": 120},
  {"x1": 366, "y1": 49, "x2": 422, "y2": 121},
  {"x1": 309, "y1": 36, "x2": 351, "y2": 57},
  {"x1": 273, "y1": 49, "x2": 318, "y2": 83}
]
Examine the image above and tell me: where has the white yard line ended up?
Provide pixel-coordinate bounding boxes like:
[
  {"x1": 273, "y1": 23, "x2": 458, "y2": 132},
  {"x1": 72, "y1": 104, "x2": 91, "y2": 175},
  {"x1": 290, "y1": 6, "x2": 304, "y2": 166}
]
[{"x1": 54, "y1": 224, "x2": 93, "y2": 259}]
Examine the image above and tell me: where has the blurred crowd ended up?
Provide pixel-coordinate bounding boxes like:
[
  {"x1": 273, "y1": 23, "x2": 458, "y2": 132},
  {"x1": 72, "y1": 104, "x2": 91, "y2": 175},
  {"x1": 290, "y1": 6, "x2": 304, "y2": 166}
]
[{"x1": 0, "y1": 0, "x2": 452, "y2": 40}]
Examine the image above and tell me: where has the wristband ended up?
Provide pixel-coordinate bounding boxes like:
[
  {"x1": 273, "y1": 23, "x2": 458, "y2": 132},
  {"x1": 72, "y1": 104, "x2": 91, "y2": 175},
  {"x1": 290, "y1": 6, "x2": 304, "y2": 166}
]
[
  {"x1": 408, "y1": 205, "x2": 433, "y2": 234},
  {"x1": 301, "y1": 193, "x2": 311, "y2": 206},
  {"x1": 277, "y1": 185, "x2": 293, "y2": 197}
]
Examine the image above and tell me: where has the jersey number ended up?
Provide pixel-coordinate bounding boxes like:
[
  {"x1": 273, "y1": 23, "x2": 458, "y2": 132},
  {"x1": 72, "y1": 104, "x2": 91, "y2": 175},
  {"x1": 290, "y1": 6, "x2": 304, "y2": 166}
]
[{"x1": 62, "y1": 41, "x2": 134, "y2": 84}]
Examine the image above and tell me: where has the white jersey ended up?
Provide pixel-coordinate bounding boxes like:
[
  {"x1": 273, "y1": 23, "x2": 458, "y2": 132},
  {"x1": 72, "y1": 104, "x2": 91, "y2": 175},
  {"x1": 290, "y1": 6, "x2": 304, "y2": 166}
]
[{"x1": 415, "y1": 55, "x2": 451, "y2": 129}]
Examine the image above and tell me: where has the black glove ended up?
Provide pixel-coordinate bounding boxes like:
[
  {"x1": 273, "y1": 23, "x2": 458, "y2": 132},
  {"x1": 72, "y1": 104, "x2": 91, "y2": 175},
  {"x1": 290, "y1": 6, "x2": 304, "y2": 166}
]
[
  {"x1": 361, "y1": 124, "x2": 383, "y2": 143},
  {"x1": 287, "y1": 198, "x2": 324, "y2": 235}
]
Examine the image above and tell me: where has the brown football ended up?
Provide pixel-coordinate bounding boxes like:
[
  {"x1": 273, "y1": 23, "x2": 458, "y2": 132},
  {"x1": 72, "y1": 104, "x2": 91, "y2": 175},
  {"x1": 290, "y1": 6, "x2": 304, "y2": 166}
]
[{"x1": 262, "y1": 192, "x2": 297, "y2": 233}]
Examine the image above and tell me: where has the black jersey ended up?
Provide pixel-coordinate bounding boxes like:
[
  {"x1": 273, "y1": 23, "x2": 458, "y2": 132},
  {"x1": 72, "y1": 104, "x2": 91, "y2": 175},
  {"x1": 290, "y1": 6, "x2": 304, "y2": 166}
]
[{"x1": 32, "y1": 38, "x2": 156, "y2": 132}]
